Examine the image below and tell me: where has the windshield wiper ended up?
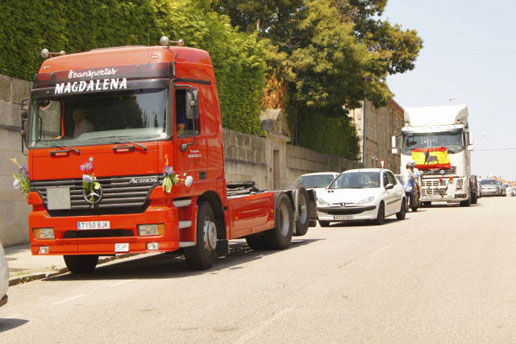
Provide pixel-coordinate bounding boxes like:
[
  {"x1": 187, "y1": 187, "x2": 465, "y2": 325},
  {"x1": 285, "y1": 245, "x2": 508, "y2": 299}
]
[
  {"x1": 51, "y1": 143, "x2": 81, "y2": 155},
  {"x1": 113, "y1": 137, "x2": 147, "y2": 152}
]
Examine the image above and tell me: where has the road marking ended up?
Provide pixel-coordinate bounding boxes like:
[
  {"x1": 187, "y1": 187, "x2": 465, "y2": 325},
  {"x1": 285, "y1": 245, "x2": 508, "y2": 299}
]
[
  {"x1": 111, "y1": 280, "x2": 134, "y2": 287},
  {"x1": 234, "y1": 307, "x2": 292, "y2": 344},
  {"x1": 51, "y1": 294, "x2": 86, "y2": 306}
]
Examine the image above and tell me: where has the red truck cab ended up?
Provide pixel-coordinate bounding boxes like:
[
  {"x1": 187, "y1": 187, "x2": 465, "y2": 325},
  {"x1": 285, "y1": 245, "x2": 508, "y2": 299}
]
[{"x1": 22, "y1": 38, "x2": 316, "y2": 272}]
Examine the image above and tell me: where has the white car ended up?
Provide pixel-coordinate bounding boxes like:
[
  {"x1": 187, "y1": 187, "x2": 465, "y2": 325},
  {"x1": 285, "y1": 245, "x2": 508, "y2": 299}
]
[
  {"x1": 317, "y1": 168, "x2": 406, "y2": 226},
  {"x1": 295, "y1": 172, "x2": 339, "y2": 198},
  {"x1": 0, "y1": 243, "x2": 8, "y2": 307}
]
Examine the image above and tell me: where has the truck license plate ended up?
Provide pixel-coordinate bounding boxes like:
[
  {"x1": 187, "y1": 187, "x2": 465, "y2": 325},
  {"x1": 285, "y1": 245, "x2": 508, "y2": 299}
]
[
  {"x1": 334, "y1": 215, "x2": 353, "y2": 220},
  {"x1": 115, "y1": 243, "x2": 129, "y2": 253},
  {"x1": 77, "y1": 221, "x2": 110, "y2": 230}
]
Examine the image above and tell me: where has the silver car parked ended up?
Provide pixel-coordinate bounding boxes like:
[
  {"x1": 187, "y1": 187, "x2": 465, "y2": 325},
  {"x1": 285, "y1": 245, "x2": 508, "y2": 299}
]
[{"x1": 479, "y1": 179, "x2": 503, "y2": 197}]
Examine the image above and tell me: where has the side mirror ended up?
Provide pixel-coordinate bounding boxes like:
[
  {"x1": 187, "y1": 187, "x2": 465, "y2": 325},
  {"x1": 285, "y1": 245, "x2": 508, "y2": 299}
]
[
  {"x1": 385, "y1": 183, "x2": 394, "y2": 190},
  {"x1": 185, "y1": 89, "x2": 199, "y2": 120}
]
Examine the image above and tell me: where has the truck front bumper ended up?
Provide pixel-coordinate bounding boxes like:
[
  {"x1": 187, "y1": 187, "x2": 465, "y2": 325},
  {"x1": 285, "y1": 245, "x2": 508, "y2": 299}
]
[{"x1": 29, "y1": 205, "x2": 182, "y2": 256}]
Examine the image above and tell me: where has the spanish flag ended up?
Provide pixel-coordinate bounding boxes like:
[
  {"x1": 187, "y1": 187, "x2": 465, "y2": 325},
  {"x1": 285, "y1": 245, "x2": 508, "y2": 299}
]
[{"x1": 411, "y1": 147, "x2": 451, "y2": 170}]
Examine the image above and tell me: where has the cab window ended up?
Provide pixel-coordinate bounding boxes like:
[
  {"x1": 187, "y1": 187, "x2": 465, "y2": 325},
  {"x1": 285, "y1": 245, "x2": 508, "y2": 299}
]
[{"x1": 175, "y1": 89, "x2": 200, "y2": 138}]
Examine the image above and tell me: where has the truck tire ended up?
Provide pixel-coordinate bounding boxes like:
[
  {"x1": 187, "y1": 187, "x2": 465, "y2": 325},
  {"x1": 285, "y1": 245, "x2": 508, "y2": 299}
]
[
  {"x1": 294, "y1": 187, "x2": 310, "y2": 236},
  {"x1": 63, "y1": 255, "x2": 98, "y2": 273},
  {"x1": 471, "y1": 190, "x2": 478, "y2": 204},
  {"x1": 396, "y1": 198, "x2": 407, "y2": 220},
  {"x1": 263, "y1": 193, "x2": 294, "y2": 249},
  {"x1": 245, "y1": 234, "x2": 267, "y2": 250},
  {"x1": 373, "y1": 202, "x2": 386, "y2": 225},
  {"x1": 319, "y1": 221, "x2": 330, "y2": 227},
  {"x1": 184, "y1": 201, "x2": 217, "y2": 270}
]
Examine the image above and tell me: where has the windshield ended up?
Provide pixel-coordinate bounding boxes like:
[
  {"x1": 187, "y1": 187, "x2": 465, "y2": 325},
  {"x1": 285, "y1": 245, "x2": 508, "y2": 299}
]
[
  {"x1": 480, "y1": 180, "x2": 497, "y2": 185},
  {"x1": 402, "y1": 130, "x2": 464, "y2": 154},
  {"x1": 297, "y1": 174, "x2": 336, "y2": 188},
  {"x1": 29, "y1": 88, "x2": 168, "y2": 148},
  {"x1": 329, "y1": 172, "x2": 380, "y2": 189}
]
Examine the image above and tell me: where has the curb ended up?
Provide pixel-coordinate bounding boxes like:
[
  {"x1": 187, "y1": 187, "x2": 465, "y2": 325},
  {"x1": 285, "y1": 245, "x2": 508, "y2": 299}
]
[{"x1": 8, "y1": 253, "x2": 137, "y2": 286}]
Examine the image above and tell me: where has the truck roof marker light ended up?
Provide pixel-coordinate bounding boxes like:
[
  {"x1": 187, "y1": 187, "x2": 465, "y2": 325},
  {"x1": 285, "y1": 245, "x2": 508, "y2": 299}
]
[
  {"x1": 40, "y1": 48, "x2": 66, "y2": 59},
  {"x1": 159, "y1": 36, "x2": 185, "y2": 47}
]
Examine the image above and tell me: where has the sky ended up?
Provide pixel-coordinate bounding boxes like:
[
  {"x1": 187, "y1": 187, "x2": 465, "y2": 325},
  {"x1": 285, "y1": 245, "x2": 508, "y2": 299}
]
[{"x1": 383, "y1": 0, "x2": 516, "y2": 180}]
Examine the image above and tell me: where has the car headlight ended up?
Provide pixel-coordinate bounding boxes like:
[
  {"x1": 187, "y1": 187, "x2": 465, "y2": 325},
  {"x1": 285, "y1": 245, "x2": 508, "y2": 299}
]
[
  {"x1": 317, "y1": 198, "x2": 330, "y2": 207},
  {"x1": 357, "y1": 196, "x2": 374, "y2": 205}
]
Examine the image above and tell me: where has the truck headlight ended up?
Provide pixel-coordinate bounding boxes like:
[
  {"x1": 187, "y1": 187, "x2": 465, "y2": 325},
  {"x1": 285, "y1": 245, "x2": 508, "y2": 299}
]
[
  {"x1": 317, "y1": 198, "x2": 330, "y2": 207},
  {"x1": 138, "y1": 224, "x2": 165, "y2": 236},
  {"x1": 357, "y1": 196, "x2": 374, "y2": 205},
  {"x1": 33, "y1": 228, "x2": 55, "y2": 240},
  {"x1": 456, "y1": 178, "x2": 464, "y2": 189}
]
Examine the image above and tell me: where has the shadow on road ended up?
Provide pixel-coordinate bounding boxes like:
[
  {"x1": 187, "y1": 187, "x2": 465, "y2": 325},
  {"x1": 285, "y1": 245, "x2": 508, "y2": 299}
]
[
  {"x1": 43, "y1": 238, "x2": 322, "y2": 283},
  {"x1": 0, "y1": 318, "x2": 29, "y2": 333}
]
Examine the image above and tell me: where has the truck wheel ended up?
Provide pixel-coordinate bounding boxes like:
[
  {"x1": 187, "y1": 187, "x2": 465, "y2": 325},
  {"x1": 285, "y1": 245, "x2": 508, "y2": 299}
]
[
  {"x1": 263, "y1": 193, "x2": 294, "y2": 249},
  {"x1": 63, "y1": 255, "x2": 98, "y2": 273},
  {"x1": 471, "y1": 191, "x2": 478, "y2": 204},
  {"x1": 319, "y1": 221, "x2": 330, "y2": 227},
  {"x1": 294, "y1": 187, "x2": 310, "y2": 236},
  {"x1": 245, "y1": 234, "x2": 267, "y2": 250},
  {"x1": 374, "y1": 202, "x2": 386, "y2": 225},
  {"x1": 396, "y1": 198, "x2": 406, "y2": 220},
  {"x1": 184, "y1": 201, "x2": 217, "y2": 270}
]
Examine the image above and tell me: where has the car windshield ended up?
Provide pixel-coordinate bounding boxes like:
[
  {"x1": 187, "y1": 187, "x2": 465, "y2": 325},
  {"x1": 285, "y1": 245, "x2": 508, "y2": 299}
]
[
  {"x1": 329, "y1": 172, "x2": 380, "y2": 189},
  {"x1": 29, "y1": 88, "x2": 168, "y2": 148},
  {"x1": 480, "y1": 180, "x2": 497, "y2": 185},
  {"x1": 297, "y1": 174, "x2": 336, "y2": 188},
  {"x1": 402, "y1": 129, "x2": 464, "y2": 154}
]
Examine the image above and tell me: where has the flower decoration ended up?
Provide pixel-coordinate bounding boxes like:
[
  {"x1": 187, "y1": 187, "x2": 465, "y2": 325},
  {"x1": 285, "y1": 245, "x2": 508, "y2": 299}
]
[
  {"x1": 81, "y1": 157, "x2": 101, "y2": 208},
  {"x1": 10, "y1": 158, "x2": 30, "y2": 197},
  {"x1": 161, "y1": 155, "x2": 193, "y2": 194}
]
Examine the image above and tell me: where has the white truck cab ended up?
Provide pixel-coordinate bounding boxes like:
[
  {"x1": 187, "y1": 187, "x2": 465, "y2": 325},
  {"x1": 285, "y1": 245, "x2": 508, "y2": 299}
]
[{"x1": 392, "y1": 104, "x2": 475, "y2": 206}]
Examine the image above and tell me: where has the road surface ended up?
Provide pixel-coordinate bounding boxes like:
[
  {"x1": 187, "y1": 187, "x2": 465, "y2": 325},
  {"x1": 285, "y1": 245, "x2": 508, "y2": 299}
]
[{"x1": 1, "y1": 197, "x2": 516, "y2": 343}]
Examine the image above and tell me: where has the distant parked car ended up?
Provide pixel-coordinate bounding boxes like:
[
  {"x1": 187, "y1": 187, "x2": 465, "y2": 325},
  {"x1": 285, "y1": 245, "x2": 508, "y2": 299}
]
[
  {"x1": 295, "y1": 172, "x2": 339, "y2": 198},
  {"x1": 0, "y1": 243, "x2": 8, "y2": 307},
  {"x1": 503, "y1": 183, "x2": 511, "y2": 197},
  {"x1": 512, "y1": 187, "x2": 516, "y2": 197},
  {"x1": 317, "y1": 168, "x2": 406, "y2": 226},
  {"x1": 479, "y1": 179, "x2": 503, "y2": 196}
]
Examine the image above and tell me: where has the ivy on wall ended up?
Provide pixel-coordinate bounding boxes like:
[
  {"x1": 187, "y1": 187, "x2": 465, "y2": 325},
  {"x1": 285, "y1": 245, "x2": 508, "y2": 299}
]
[{"x1": 0, "y1": 0, "x2": 265, "y2": 136}]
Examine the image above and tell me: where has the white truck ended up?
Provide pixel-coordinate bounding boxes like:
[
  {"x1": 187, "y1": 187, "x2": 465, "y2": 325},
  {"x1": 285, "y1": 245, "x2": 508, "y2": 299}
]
[{"x1": 392, "y1": 104, "x2": 476, "y2": 206}]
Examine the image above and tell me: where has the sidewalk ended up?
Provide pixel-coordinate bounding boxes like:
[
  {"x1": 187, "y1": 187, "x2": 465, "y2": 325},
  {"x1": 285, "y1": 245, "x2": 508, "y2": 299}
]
[
  {"x1": 6, "y1": 244, "x2": 67, "y2": 286},
  {"x1": 5, "y1": 244, "x2": 136, "y2": 286}
]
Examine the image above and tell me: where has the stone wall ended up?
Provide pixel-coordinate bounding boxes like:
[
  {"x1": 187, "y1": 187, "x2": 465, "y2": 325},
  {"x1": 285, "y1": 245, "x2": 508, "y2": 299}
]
[
  {"x1": 349, "y1": 99, "x2": 404, "y2": 173},
  {"x1": 0, "y1": 76, "x2": 32, "y2": 247},
  {"x1": 224, "y1": 128, "x2": 360, "y2": 190}
]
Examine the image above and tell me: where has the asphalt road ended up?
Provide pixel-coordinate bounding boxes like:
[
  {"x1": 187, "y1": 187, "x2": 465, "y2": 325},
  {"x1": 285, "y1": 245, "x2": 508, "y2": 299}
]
[{"x1": 1, "y1": 196, "x2": 516, "y2": 343}]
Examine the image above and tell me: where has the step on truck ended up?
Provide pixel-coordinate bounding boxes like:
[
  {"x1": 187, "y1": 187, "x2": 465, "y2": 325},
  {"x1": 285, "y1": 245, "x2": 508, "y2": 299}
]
[
  {"x1": 391, "y1": 104, "x2": 475, "y2": 207},
  {"x1": 19, "y1": 37, "x2": 317, "y2": 273}
]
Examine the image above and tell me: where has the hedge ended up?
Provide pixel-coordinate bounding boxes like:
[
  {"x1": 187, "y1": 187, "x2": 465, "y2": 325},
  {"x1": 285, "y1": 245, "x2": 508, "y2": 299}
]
[{"x1": 0, "y1": 0, "x2": 265, "y2": 136}]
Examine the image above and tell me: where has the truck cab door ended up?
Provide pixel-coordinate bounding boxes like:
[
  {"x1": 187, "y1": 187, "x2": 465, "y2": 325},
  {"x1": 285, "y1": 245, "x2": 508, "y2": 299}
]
[{"x1": 173, "y1": 86, "x2": 206, "y2": 185}]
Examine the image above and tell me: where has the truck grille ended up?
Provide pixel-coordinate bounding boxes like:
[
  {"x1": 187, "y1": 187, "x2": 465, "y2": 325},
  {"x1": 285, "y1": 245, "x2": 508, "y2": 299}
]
[
  {"x1": 421, "y1": 179, "x2": 447, "y2": 198},
  {"x1": 31, "y1": 175, "x2": 161, "y2": 216}
]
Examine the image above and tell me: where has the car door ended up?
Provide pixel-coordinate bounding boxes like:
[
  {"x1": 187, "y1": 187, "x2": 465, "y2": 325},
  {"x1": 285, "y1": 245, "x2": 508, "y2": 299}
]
[
  {"x1": 387, "y1": 171, "x2": 404, "y2": 214},
  {"x1": 382, "y1": 171, "x2": 396, "y2": 215}
]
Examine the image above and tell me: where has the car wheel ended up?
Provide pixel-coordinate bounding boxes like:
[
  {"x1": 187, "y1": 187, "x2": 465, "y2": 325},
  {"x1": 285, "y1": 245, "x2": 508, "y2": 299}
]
[
  {"x1": 374, "y1": 202, "x2": 386, "y2": 225},
  {"x1": 396, "y1": 198, "x2": 406, "y2": 220},
  {"x1": 319, "y1": 220, "x2": 330, "y2": 227}
]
